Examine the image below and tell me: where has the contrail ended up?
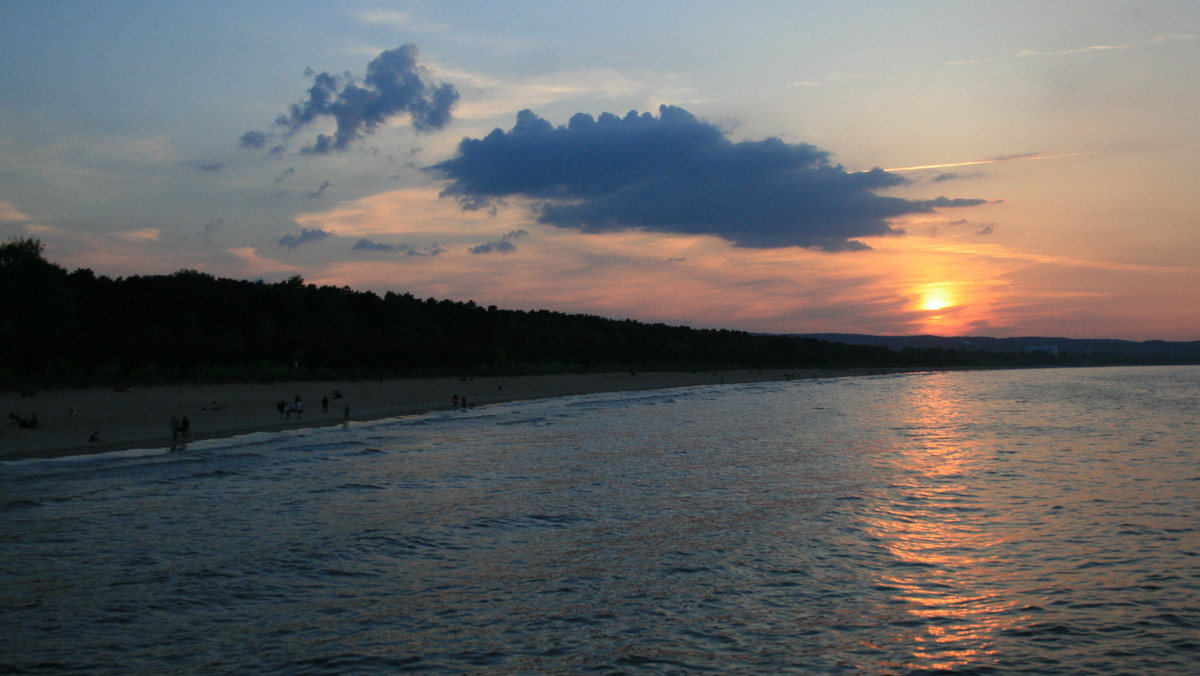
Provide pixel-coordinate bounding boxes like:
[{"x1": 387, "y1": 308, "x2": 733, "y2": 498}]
[{"x1": 883, "y1": 151, "x2": 1092, "y2": 173}]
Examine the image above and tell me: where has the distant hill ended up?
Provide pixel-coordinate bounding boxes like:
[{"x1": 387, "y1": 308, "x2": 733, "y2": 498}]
[{"x1": 800, "y1": 334, "x2": 1200, "y2": 360}]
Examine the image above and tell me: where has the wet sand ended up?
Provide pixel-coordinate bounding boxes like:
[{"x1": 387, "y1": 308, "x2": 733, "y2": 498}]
[{"x1": 1, "y1": 369, "x2": 887, "y2": 461}]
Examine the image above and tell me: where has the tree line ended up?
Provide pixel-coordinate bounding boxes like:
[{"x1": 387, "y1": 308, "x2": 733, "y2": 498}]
[{"x1": 0, "y1": 238, "x2": 1164, "y2": 388}]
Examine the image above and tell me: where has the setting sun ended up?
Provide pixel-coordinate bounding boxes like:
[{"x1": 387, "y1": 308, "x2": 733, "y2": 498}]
[
  {"x1": 919, "y1": 285, "x2": 956, "y2": 312},
  {"x1": 921, "y1": 294, "x2": 950, "y2": 311}
]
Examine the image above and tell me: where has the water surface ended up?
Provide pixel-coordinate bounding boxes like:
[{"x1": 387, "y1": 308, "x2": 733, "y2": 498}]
[{"x1": 3, "y1": 366, "x2": 1198, "y2": 673}]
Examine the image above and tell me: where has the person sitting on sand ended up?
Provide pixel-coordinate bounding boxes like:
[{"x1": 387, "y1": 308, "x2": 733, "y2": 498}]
[
  {"x1": 9, "y1": 412, "x2": 40, "y2": 428},
  {"x1": 89, "y1": 430, "x2": 101, "y2": 443}
]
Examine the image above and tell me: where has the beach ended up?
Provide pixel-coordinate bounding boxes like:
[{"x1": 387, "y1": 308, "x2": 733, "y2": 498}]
[{"x1": 1, "y1": 369, "x2": 871, "y2": 461}]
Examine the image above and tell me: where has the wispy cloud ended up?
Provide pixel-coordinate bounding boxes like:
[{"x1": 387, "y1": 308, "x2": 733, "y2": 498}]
[
  {"x1": 0, "y1": 201, "x2": 32, "y2": 223},
  {"x1": 1017, "y1": 33, "x2": 1198, "y2": 58},
  {"x1": 352, "y1": 239, "x2": 444, "y2": 256},
  {"x1": 470, "y1": 229, "x2": 528, "y2": 254},
  {"x1": 884, "y1": 151, "x2": 1093, "y2": 173},
  {"x1": 114, "y1": 228, "x2": 161, "y2": 242},
  {"x1": 305, "y1": 181, "x2": 332, "y2": 199}
]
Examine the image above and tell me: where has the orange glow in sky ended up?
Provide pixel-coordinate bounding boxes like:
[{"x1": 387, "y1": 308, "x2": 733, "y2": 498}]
[{"x1": 2, "y1": 3, "x2": 1198, "y2": 340}]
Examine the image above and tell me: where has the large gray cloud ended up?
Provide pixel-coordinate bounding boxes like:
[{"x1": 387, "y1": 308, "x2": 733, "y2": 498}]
[
  {"x1": 242, "y1": 45, "x2": 458, "y2": 155},
  {"x1": 430, "y1": 106, "x2": 986, "y2": 251}
]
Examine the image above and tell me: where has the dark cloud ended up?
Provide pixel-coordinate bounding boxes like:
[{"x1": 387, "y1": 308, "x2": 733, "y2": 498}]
[
  {"x1": 352, "y1": 239, "x2": 444, "y2": 257},
  {"x1": 239, "y1": 131, "x2": 267, "y2": 149},
  {"x1": 430, "y1": 106, "x2": 987, "y2": 251},
  {"x1": 470, "y1": 229, "x2": 528, "y2": 255},
  {"x1": 933, "y1": 172, "x2": 978, "y2": 182},
  {"x1": 279, "y1": 228, "x2": 331, "y2": 249},
  {"x1": 914, "y1": 197, "x2": 989, "y2": 209},
  {"x1": 196, "y1": 162, "x2": 223, "y2": 172},
  {"x1": 203, "y1": 218, "x2": 224, "y2": 245},
  {"x1": 273, "y1": 167, "x2": 296, "y2": 184},
  {"x1": 304, "y1": 181, "x2": 332, "y2": 199},
  {"x1": 243, "y1": 44, "x2": 459, "y2": 155}
]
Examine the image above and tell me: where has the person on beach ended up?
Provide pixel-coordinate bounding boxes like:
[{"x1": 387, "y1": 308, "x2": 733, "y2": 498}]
[
  {"x1": 180, "y1": 416, "x2": 190, "y2": 437},
  {"x1": 295, "y1": 398, "x2": 303, "y2": 419},
  {"x1": 461, "y1": 396, "x2": 467, "y2": 410},
  {"x1": 170, "y1": 415, "x2": 180, "y2": 439},
  {"x1": 321, "y1": 396, "x2": 329, "y2": 414},
  {"x1": 9, "y1": 412, "x2": 40, "y2": 428}
]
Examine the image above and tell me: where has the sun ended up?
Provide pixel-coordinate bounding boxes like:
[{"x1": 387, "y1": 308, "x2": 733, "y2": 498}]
[
  {"x1": 921, "y1": 291, "x2": 952, "y2": 311},
  {"x1": 917, "y1": 284, "x2": 957, "y2": 312}
]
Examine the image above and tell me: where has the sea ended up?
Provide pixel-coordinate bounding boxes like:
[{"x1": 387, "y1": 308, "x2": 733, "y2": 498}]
[{"x1": 2, "y1": 365, "x2": 1198, "y2": 674}]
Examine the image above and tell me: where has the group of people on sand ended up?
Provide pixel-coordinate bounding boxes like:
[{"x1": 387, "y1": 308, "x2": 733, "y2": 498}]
[
  {"x1": 276, "y1": 391, "x2": 350, "y2": 421},
  {"x1": 169, "y1": 414, "x2": 190, "y2": 440}
]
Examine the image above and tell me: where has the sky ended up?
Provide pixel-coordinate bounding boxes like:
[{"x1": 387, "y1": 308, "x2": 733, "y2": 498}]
[{"x1": 2, "y1": 1, "x2": 1199, "y2": 341}]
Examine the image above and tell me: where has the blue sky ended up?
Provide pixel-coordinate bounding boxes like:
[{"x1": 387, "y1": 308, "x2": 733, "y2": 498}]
[{"x1": 3, "y1": 1, "x2": 1199, "y2": 339}]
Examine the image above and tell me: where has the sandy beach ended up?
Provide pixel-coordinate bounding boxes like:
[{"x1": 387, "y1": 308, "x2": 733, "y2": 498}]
[{"x1": 2, "y1": 369, "x2": 882, "y2": 462}]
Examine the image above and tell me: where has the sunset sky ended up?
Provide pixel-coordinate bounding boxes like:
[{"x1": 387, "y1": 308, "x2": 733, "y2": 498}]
[{"x1": 3, "y1": 1, "x2": 1198, "y2": 340}]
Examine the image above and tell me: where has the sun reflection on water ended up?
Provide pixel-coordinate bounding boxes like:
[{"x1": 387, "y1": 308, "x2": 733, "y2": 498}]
[{"x1": 863, "y1": 375, "x2": 1030, "y2": 672}]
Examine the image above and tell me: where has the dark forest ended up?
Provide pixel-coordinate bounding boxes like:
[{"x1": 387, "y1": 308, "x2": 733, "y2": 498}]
[{"x1": 2, "y1": 238, "x2": 1191, "y2": 388}]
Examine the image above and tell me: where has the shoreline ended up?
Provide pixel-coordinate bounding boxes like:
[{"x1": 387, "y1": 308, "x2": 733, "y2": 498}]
[{"x1": 2, "y1": 369, "x2": 904, "y2": 462}]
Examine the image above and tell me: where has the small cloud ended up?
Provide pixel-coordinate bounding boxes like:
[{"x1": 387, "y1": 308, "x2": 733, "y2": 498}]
[
  {"x1": 352, "y1": 8, "x2": 410, "y2": 27},
  {"x1": 469, "y1": 229, "x2": 528, "y2": 255},
  {"x1": 195, "y1": 162, "x2": 223, "y2": 172},
  {"x1": 0, "y1": 201, "x2": 32, "y2": 223},
  {"x1": 279, "y1": 228, "x2": 331, "y2": 249},
  {"x1": 976, "y1": 223, "x2": 995, "y2": 235},
  {"x1": 114, "y1": 228, "x2": 161, "y2": 242},
  {"x1": 242, "y1": 44, "x2": 459, "y2": 155},
  {"x1": 274, "y1": 167, "x2": 296, "y2": 184},
  {"x1": 304, "y1": 181, "x2": 332, "y2": 199},
  {"x1": 915, "y1": 197, "x2": 990, "y2": 209},
  {"x1": 352, "y1": 239, "x2": 443, "y2": 256},
  {"x1": 932, "y1": 172, "x2": 979, "y2": 182},
  {"x1": 204, "y1": 219, "x2": 224, "y2": 245},
  {"x1": 226, "y1": 247, "x2": 301, "y2": 276},
  {"x1": 238, "y1": 131, "x2": 268, "y2": 149}
]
